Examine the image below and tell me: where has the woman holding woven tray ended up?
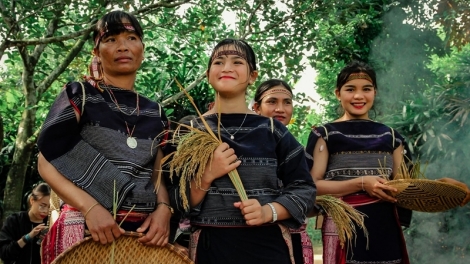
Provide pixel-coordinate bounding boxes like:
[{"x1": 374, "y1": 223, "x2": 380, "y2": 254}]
[
  {"x1": 305, "y1": 61, "x2": 470, "y2": 264},
  {"x1": 37, "y1": 10, "x2": 172, "y2": 263},
  {"x1": 305, "y1": 61, "x2": 412, "y2": 263},
  {"x1": 166, "y1": 39, "x2": 316, "y2": 264},
  {"x1": 252, "y1": 79, "x2": 315, "y2": 264},
  {"x1": 0, "y1": 183, "x2": 50, "y2": 264}
]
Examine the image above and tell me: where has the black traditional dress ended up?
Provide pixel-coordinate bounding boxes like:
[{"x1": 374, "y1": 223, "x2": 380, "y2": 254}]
[
  {"x1": 166, "y1": 114, "x2": 317, "y2": 264},
  {"x1": 305, "y1": 120, "x2": 410, "y2": 264},
  {"x1": 37, "y1": 80, "x2": 168, "y2": 263}
]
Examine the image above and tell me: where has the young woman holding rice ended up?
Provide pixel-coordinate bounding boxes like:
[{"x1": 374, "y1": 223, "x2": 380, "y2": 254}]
[
  {"x1": 306, "y1": 60, "x2": 470, "y2": 264},
  {"x1": 166, "y1": 39, "x2": 316, "y2": 264}
]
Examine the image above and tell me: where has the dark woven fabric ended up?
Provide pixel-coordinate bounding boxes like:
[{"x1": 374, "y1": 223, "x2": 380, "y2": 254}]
[
  {"x1": 291, "y1": 233, "x2": 304, "y2": 264},
  {"x1": 166, "y1": 114, "x2": 316, "y2": 229},
  {"x1": 195, "y1": 225, "x2": 290, "y2": 264},
  {"x1": 38, "y1": 81, "x2": 168, "y2": 212},
  {"x1": 305, "y1": 120, "x2": 404, "y2": 180},
  {"x1": 348, "y1": 201, "x2": 404, "y2": 263}
]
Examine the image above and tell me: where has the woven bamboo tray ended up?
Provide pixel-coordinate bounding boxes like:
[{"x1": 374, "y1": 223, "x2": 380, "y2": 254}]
[
  {"x1": 51, "y1": 232, "x2": 193, "y2": 264},
  {"x1": 385, "y1": 179, "x2": 467, "y2": 212}
]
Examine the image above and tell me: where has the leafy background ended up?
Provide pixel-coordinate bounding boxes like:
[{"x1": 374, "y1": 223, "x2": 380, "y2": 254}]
[{"x1": 1, "y1": 0, "x2": 470, "y2": 262}]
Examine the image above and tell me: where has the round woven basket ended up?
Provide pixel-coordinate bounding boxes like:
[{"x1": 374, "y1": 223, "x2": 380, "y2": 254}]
[
  {"x1": 385, "y1": 179, "x2": 467, "y2": 212},
  {"x1": 51, "y1": 232, "x2": 193, "y2": 264}
]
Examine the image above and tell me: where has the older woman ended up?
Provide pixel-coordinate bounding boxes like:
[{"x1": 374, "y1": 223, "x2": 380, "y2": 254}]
[{"x1": 37, "y1": 10, "x2": 171, "y2": 263}]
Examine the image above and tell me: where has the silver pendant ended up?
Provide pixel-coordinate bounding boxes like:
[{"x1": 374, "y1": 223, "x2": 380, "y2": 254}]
[
  {"x1": 127, "y1": 137, "x2": 137, "y2": 148},
  {"x1": 230, "y1": 135, "x2": 234, "y2": 140}
]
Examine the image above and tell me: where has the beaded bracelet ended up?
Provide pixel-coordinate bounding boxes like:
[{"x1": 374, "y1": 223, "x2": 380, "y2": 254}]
[
  {"x1": 267, "y1": 203, "x2": 278, "y2": 223},
  {"x1": 22, "y1": 233, "x2": 31, "y2": 243}
]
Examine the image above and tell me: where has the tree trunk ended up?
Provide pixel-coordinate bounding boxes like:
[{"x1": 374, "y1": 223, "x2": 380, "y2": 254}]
[
  {"x1": 0, "y1": 113, "x2": 3, "y2": 151},
  {"x1": 2, "y1": 79, "x2": 37, "y2": 221}
]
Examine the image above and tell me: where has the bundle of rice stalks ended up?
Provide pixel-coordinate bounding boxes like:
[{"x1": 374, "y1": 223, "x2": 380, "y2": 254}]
[
  {"x1": 393, "y1": 156, "x2": 426, "y2": 180},
  {"x1": 316, "y1": 195, "x2": 368, "y2": 249},
  {"x1": 162, "y1": 79, "x2": 248, "y2": 210}
]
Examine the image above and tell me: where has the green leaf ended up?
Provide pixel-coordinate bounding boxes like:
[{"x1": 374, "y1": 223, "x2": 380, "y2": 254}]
[
  {"x1": 5, "y1": 92, "x2": 17, "y2": 104},
  {"x1": 427, "y1": 129, "x2": 435, "y2": 137}
]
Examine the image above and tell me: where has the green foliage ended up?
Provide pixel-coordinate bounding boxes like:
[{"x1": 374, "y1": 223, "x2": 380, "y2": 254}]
[
  {"x1": 0, "y1": 0, "x2": 328, "y2": 217},
  {"x1": 135, "y1": 2, "x2": 220, "y2": 121},
  {"x1": 0, "y1": 1, "x2": 469, "y2": 259},
  {"x1": 311, "y1": 0, "x2": 391, "y2": 120},
  {"x1": 309, "y1": 1, "x2": 470, "y2": 261},
  {"x1": 434, "y1": 0, "x2": 470, "y2": 49},
  {"x1": 287, "y1": 92, "x2": 325, "y2": 145},
  {"x1": 383, "y1": 33, "x2": 470, "y2": 264},
  {"x1": 386, "y1": 44, "x2": 470, "y2": 162},
  {"x1": 306, "y1": 217, "x2": 322, "y2": 245}
]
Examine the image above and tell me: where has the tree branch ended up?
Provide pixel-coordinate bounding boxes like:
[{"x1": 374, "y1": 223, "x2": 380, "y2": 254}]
[
  {"x1": 17, "y1": 46, "x2": 30, "y2": 70},
  {"x1": 35, "y1": 3, "x2": 108, "y2": 95},
  {"x1": 161, "y1": 72, "x2": 206, "y2": 107},
  {"x1": 5, "y1": 28, "x2": 92, "y2": 48},
  {"x1": 0, "y1": 0, "x2": 18, "y2": 58},
  {"x1": 134, "y1": 0, "x2": 191, "y2": 15},
  {"x1": 252, "y1": 13, "x2": 297, "y2": 37},
  {"x1": 25, "y1": 127, "x2": 41, "y2": 150},
  {"x1": 250, "y1": 3, "x2": 315, "y2": 37},
  {"x1": 10, "y1": 0, "x2": 56, "y2": 25},
  {"x1": 5, "y1": 0, "x2": 189, "y2": 48},
  {"x1": 0, "y1": 40, "x2": 7, "y2": 62},
  {"x1": 2, "y1": 0, "x2": 66, "y2": 49},
  {"x1": 30, "y1": 5, "x2": 64, "y2": 66},
  {"x1": 238, "y1": 0, "x2": 265, "y2": 39},
  {"x1": 0, "y1": 0, "x2": 10, "y2": 25},
  {"x1": 38, "y1": 28, "x2": 93, "y2": 96}
]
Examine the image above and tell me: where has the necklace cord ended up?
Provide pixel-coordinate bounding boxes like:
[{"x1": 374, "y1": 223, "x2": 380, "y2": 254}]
[
  {"x1": 106, "y1": 88, "x2": 140, "y2": 116},
  {"x1": 217, "y1": 92, "x2": 222, "y2": 142},
  {"x1": 105, "y1": 86, "x2": 140, "y2": 148},
  {"x1": 219, "y1": 114, "x2": 248, "y2": 140}
]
